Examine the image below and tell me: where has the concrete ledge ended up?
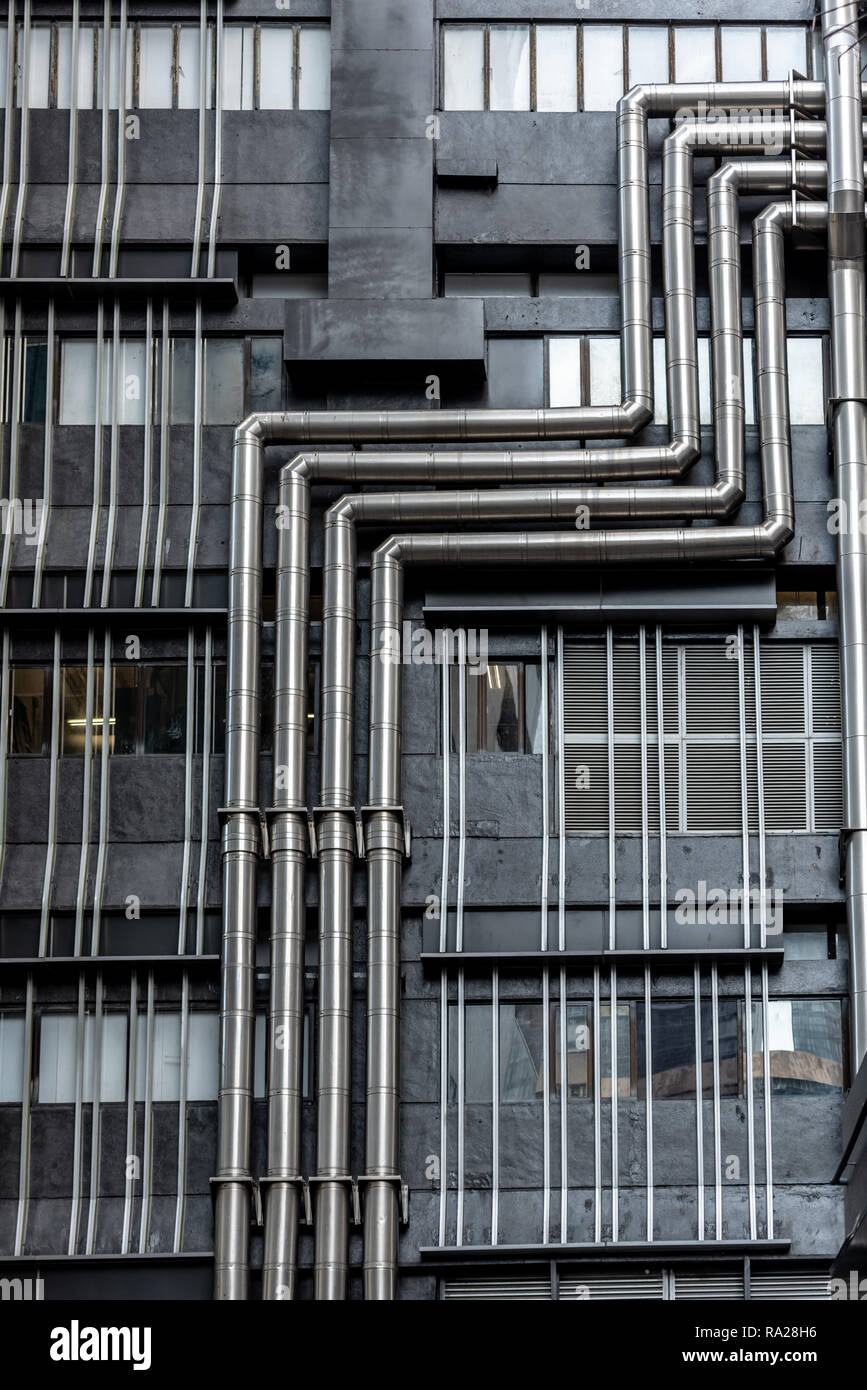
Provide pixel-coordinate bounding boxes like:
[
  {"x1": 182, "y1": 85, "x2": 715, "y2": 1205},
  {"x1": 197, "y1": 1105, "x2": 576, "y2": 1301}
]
[{"x1": 284, "y1": 297, "x2": 486, "y2": 384}]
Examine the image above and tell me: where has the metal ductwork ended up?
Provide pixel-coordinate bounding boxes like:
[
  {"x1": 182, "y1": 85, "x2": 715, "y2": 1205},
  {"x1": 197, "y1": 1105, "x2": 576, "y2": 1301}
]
[{"x1": 211, "y1": 56, "x2": 867, "y2": 1300}]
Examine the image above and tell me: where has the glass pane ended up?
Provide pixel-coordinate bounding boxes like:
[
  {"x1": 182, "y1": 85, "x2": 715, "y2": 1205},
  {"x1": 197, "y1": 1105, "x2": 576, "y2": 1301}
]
[
  {"x1": 0, "y1": 29, "x2": 7, "y2": 108},
  {"x1": 22, "y1": 341, "x2": 47, "y2": 423},
  {"x1": 638, "y1": 1001, "x2": 697, "y2": 1099},
  {"x1": 21, "y1": 26, "x2": 51, "y2": 108},
  {"x1": 628, "y1": 26, "x2": 670, "y2": 87},
  {"x1": 59, "y1": 342, "x2": 98, "y2": 424},
  {"x1": 673, "y1": 26, "x2": 716, "y2": 83},
  {"x1": 582, "y1": 26, "x2": 624, "y2": 112},
  {"x1": 259, "y1": 27, "x2": 294, "y2": 110},
  {"x1": 721, "y1": 27, "x2": 763, "y2": 82},
  {"x1": 698, "y1": 337, "x2": 711, "y2": 425},
  {"x1": 465, "y1": 1004, "x2": 494, "y2": 1101},
  {"x1": 142, "y1": 665, "x2": 186, "y2": 754},
  {"x1": 700, "y1": 999, "x2": 742, "y2": 1098},
  {"x1": 548, "y1": 337, "x2": 582, "y2": 407},
  {"x1": 535, "y1": 26, "x2": 577, "y2": 112},
  {"x1": 487, "y1": 338, "x2": 544, "y2": 409},
  {"x1": 588, "y1": 337, "x2": 621, "y2": 405},
  {"x1": 177, "y1": 26, "x2": 209, "y2": 110},
  {"x1": 61, "y1": 667, "x2": 106, "y2": 755},
  {"x1": 489, "y1": 25, "x2": 530, "y2": 111},
  {"x1": 499, "y1": 1003, "x2": 544, "y2": 1100},
  {"x1": 187, "y1": 1013, "x2": 219, "y2": 1100},
  {"x1": 599, "y1": 1003, "x2": 632, "y2": 1098},
  {"x1": 763, "y1": 999, "x2": 844, "y2": 1095},
  {"x1": 222, "y1": 25, "x2": 254, "y2": 110},
  {"x1": 653, "y1": 336, "x2": 667, "y2": 423},
  {"x1": 110, "y1": 340, "x2": 148, "y2": 425},
  {"x1": 249, "y1": 337, "x2": 283, "y2": 413},
  {"x1": 138, "y1": 26, "x2": 174, "y2": 109},
  {"x1": 298, "y1": 27, "x2": 330, "y2": 110},
  {"x1": 443, "y1": 26, "x2": 484, "y2": 111},
  {"x1": 483, "y1": 663, "x2": 521, "y2": 752},
  {"x1": 39, "y1": 1015, "x2": 126, "y2": 1103},
  {"x1": 524, "y1": 663, "x2": 544, "y2": 753},
  {"x1": 204, "y1": 339, "x2": 245, "y2": 424},
  {"x1": 10, "y1": 667, "x2": 46, "y2": 755},
  {"x1": 169, "y1": 338, "x2": 195, "y2": 424},
  {"x1": 538, "y1": 273, "x2": 617, "y2": 297},
  {"x1": 96, "y1": 26, "x2": 133, "y2": 109},
  {"x1": 553, "y1": 1003, "x2": 591, "y2": 1097},
  {"x1": 136, "y1": 1013, "x2": 181, "y2": 1101},
  {"x1": 0, "y1": 1013, "x2": 24, "y2": 1102},
  {"x1": 787, "y1": 338, "x2": 824, "y2": 424},
  {"x1": 56, "y1": 26, "x2": 97, "y2": 110},
  {"x1": 765, "y1": 26, "x2": 808, "y2": 80},
  {"x1": 111, "y1": 667, "x2": 139, "y2": 755}
]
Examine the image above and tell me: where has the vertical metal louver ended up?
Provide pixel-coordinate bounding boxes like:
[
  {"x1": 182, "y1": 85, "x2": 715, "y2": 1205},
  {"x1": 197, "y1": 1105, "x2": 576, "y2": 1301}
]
[
  {"x1": 562, "y1": 637, "x2": 842, "y2": 834},
  {"x1": 440, "y1": 1277, "x2": 552, "y2": 1300}
]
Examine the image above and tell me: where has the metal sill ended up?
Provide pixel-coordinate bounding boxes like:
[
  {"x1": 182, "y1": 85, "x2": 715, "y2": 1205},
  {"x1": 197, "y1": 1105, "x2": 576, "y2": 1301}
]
[
  {"x1": 421, "y1": 947, "x2": 785, "y2": 970},
  {"x1": 421, "y1": 1239, "x2": 791, "y2": 1263},
  {"x1": 0, "y1": 277, "x2": 238, "y2": 307}
]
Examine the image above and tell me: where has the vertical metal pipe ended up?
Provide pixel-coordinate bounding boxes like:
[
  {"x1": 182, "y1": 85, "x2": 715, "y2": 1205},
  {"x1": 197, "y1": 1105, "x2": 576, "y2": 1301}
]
[
  {"x1": 150, "y1": 301, "x2": 170, "y2": 607},
  {"x1": 67, "y1": 976, "x2": 87, "y2": 1255},
  {"x1": 656, "y1": 626, "x2": 667, "y2": 949},
  {"x1": 711, "y1": 964, "x2": 722, "y2": 1240},
  {"x1": 13, "y1": 972, "x2": 33, "y2": 1254},
  {"x1": 133, "y1": 301, "x2": 154, "y2": 608},
  {"x1": 83, "y1": 301, "x2": 105, "y2": 607},
  {"x1": 592, "y1": 965, "x2": 602, "y2": 1242},
  {"x1": 177, "y1": 627, "x2": 196, "y2": 953},
  {"x1": 491, "y1": 965, "x2": 499, "y2": 1246},
  {"x1": 138, "y1": 970, "x2": 155, "y2": 1253},
  {"x1": 541, "y1": 625, "x2": 550, "y2": 950},
  {"x1": 99, "y1": 300, "x2": 120, "y2": 607},
  {"x1": 107, "y1": 0, "x2": 127, "y2": 277},
  {"x1": 121, "y1": 969, "x2": 138, "y2": 1254},
  {"x1": 363, "y1": 542, "x2": 406, "y2": 1297},
  {"x1": 437, "y1": 658, "x2": 450, "y2": 1248},
  {"x1": 184, "y1": 300, "x2": 203, "y2": 607},
  {"x1": 89, "y1": 628, "x2": 111, "y2": 956},
  {"x1": 823, "y1": 0, "x2": 867, "y2": 1067},
  {"x1": 73, "y1": 630, "x2": 96, "y2": 956},
  {"x1": 60, "y1": 0, "x2": 81, "y2": 279},
  {"x1": 91, "y1": 0, "x2": 112, "y2": 276},
  {"x1": 85, "y1": 971, "x2": 104, "y2": 1253},
  {"x1": 195, "y1": 626, "x2": 213, "y2": 956},
  {"x1": 694, "y1": 963, "x2": 705, "y2": 1240},
  {"x1": 263, "y1": 464, "x2": 309, "y2": 1299},
  {"x1": 213, "y1": 424, "x2": 263, "y2": 1299},
  {"x1": 173, "y1": 970, "x2": 189, "y2": 1251},
  {"x1": 32, "y1": 298, "x2": 54, "y2": 607},
  {"x1": 610, "y1": 965, "x2": 618, "y2": 1240},
  {"x1": 644, "y1": 964, "x2": 653, "y2": 1240}
]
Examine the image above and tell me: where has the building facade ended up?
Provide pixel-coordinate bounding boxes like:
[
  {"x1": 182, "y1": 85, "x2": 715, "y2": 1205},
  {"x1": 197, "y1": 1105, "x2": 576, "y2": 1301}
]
[{"x1": 0, "y1": 0, "x2": 865, "y2": 1302}]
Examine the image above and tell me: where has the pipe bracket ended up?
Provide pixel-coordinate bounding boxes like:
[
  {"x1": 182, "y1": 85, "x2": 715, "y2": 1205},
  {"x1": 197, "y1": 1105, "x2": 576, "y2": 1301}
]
[
  {"x1": 360, "y1": 805, "x2": 411, "y2": 860},
  {"x1": 258, "y1": 1174, "x2": 313, "y2": 1225},
  {"x1": 356, "y1": 1173, "x2": 410, "y2": 1226},
  {"x1": 264, "y1": 805, "x2": 315, "y2": 858},
  {"x1": 307, "y1": 1174, "x2": 363, "y2": 1225},
  {"x1": 208, "y1": 1173, "x2": 257, "y2": 1225}
]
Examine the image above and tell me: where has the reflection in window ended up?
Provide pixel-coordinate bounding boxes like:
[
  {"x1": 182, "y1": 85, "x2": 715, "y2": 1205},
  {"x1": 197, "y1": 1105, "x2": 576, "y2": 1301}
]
[
  {"x1": 59, "y1": 336, "x2": 283, "y2": 425},
  {"x1": 135, "y1": 1012, "x2": 219, "y2": 1101},
  {"x1": 450, "y1": 661, "x2": 544, "y2": 754},
  {"x1": 59, "y1": 665, "x2": 186, "y2": 756},
  {"x1": 500, "y1": 1003, "x2": 545, "y2": 1100},
  {"x1": 752, "y1": 999, "x2": 845, "y2": 1095},
  {"x1": 489, "y1": 26, "x2": 530, "y2": 111},
  {"x1": 582, "y1": 26, "x2": 624, "y2": 112}
]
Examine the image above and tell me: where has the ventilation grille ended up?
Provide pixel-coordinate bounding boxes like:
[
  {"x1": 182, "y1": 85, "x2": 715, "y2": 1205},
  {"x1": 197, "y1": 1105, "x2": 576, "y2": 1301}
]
[
  {"x1": 749, "y1": 1271, "x2": 833, "y2": 1300},
  {"x1": 441, "y1": 1277, "x2": 551, "y2": 1300},
  {"x1": 562, "y1": 640, "x2": 841, "y2": 834},
  {"x1": 674, "y1": 1272, "x2": 745, "y2": 1299},
  {"x1": 559, "y1": 1273, "x2": 666, "y2": 1299}
]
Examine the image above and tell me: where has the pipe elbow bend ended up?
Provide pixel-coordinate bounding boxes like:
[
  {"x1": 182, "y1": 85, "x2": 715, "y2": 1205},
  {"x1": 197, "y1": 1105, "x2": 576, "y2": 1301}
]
[
  {"x1": 326, "y1": 494, "x2": 360, "y2": 523},
  {"x1": 234, "y1": 413, "x2": 268, "y2": 447},
  {"x1": 753, "y1": 201, "x2": 790, "y2": 235},
  {"x1": 708, "y1": 163, "x2": 741, "y2": 197},
  {"x1": 622, "y1": 398, "x2": 654, "y2": 434},
  {"x1": 761, "y1": 517, "x2": 795, "y2": 553},
  {"x1": 619, "y1": 85, "x2": 651, "y2": 117},
  {"x1": 715, "y1": 479, "x2": 746, "y2": 515},
  {"x1": 374, "y1": 537, "x2": 405, "y2": 565},
  {"x1": 668, "y1": 438, "x2": 701, "y2": 475}
]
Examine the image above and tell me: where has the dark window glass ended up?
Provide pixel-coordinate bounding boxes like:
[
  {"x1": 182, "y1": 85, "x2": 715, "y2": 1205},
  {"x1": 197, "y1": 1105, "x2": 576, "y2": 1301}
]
[
  {"x1": 169, "y1": 338, "x2": 195, "y2": 424},
  {"x1": 499, "y1": 1002, "x2": 545, "y2": 1100},
  {"x1": 10, "y1": 667, "x2": 47, "y2": 754},
  {"x1": 450, "y1": 661, "x2": 543, "y2": 753},
  {"x1": 204, "y1": 340, "x2": 245, "y2": 424},
  {"x1": 142, "y1": 665, "x2": 186, "y2": 754},
  {"x1": 111, "y1": 667, "x2": 139, "y2": 755},
  {"x1": 22, "y1": 342, "x2": 47, "y2": 422}
]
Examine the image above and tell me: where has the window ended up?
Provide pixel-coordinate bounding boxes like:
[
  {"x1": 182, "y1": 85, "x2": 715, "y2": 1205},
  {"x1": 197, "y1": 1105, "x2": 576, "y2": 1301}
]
[
  {"x1": 776, "y1": 590, "x2": 838, "y2": 622},
  {"x1": 0, "y1": 1013, "x2": 25, "y2": 1102},
  {"x1": 10, "y1": 667, "x2": 47, "y2": 755},
  {"x1": 135, "y1": 1012, "x2": 218, "y2": 1101},
  {"x1": 751, "y1": 999, "x2": 845, "y2": 1095},
  {"x1": 0, "y1": 339, "x2": 49, "y2": 423},
  {"x1": 562, "y1": 638, "x2": 842, "y2": 833},
  {"x1": 441, "y1": 23, "x2": 815, "y2": 112},
  {"x1": 57, "y1": 664, "x2": 186, "y2": 756},
  {"x1": 197, "y1": 661, "x2": 317, "y2": 756},
  {"x1": 38, "y1": 1013, "x2": 128, "y2": 1103},
  {"x1": 447, "y1": 997, "x2": 765, "y2": 1102},
  {"x1": 9, "y1": 22, "x2": 331, "y2": 111},
  {"x1": 449, "y1": 661, "x2": 544, "y2": 754},
  {"x1": 58, "y1": 336, "x2": 284, "y2": 425}
]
